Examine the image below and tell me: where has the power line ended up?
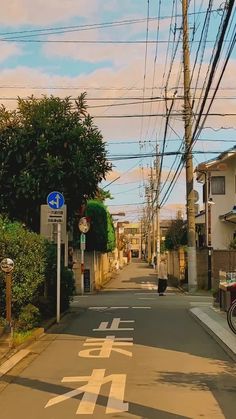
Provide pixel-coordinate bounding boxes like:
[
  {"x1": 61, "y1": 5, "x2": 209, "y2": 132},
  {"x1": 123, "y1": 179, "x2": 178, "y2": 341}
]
[
  {"x1": 92, "y1": 112, "x2": 236, "y2": 118},
  {"x1": 0, "y1": 9, "x2": 221, "y2": 38},
  {"x1": 106, "y1": 138, "x2": 236, "y2": 145},
  {"x1": 0, "y1": 38, "x2": 232, "y2": 44},
  {"x1": 108, "y1": 150, "x2": 226, "y2": 161}
]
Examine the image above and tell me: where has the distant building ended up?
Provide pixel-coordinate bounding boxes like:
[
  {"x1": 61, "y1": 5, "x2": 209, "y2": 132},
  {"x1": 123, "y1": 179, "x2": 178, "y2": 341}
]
[
  {"x1": 160, "y1": 219, "x2": 172, "y2": 243},
  {"x1": 123, "y1": 222, "x2": 141, "y2": 258}
]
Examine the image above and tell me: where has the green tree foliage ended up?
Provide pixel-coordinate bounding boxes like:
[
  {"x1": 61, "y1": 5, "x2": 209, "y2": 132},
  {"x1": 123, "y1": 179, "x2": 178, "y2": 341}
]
[
  {"x1": 0, "y1": 216, "x2": 74, "y2": 321},
  {"x1": 0, "y1": 94, "x2": 111, "y2": 231},
  {"x1": 16, "y1": 304, "x2": 41, "y2": 332},
  {"x1": 0, "y1": 216, "x2": 46, "y2": 317},
  {"x1": 77, "y1": 200, "x2": 116, "y2": 253},
  {"x1": 164, "y1": 219, "x2": 187, "y2": 250}
]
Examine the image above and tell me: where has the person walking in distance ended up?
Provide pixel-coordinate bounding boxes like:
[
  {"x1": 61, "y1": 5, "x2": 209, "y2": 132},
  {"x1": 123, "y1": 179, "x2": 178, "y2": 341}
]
[{"x1": 158, "y1": 254, "x2": 168, "y2": 296}]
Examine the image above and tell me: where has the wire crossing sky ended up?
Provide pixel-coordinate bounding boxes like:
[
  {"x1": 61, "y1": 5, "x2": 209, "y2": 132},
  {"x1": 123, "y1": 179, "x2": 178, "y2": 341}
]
[{"x1": 0, "y1": 0, "x2": 235, "y2": 220}]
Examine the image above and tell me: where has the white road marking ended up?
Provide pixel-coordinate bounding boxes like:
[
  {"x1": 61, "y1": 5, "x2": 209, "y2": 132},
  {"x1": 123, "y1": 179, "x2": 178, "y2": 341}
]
[
  {"x1": 88, "y1": 307, "x2": 108, "y2": 310},
  {"x1": 93, "y1": 318, "x2": 135, "y2": 331},
  {"x1": 45, "y1": 369, "x2": 129, "y2": 415},
  {"x1": 79, "y1": 336, "x2": 133, "y2": 358},
  {"x1": 138, "y1": 298, "x2": 156, "y2": 300},
  {"x1": 132, "y1": 306, "x2": 151, "y2": 309},
  {"x1": 110, "y1": 307, "x2": 129, "y2": 309},
  {"x1": 0, "y1": 349, "x2": 30, "y2": 378}
]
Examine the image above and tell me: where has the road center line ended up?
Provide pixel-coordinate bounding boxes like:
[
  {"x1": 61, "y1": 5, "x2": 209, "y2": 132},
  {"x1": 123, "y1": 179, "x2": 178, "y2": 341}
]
[{"x1": 132, "y1": 306, "x2": 151, "y2": 309}]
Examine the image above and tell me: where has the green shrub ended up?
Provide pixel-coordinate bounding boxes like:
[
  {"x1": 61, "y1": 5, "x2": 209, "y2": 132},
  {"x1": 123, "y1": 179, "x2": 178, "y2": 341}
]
[
  {"x1": 15, "y1": 304, "x2": 41, "y2": 332},
  {"x1": 0, "y1": 216, "x2": 75, "y2": 323},
  {"x1": 78, "y1": 199, "x2": 116, "y2": 252},
  {"x1": 0, "y1": 216, "x2": 46, "y2": 318},
  {"x1": 0, "y1": 317, "x2": 7, "y2": 327}
]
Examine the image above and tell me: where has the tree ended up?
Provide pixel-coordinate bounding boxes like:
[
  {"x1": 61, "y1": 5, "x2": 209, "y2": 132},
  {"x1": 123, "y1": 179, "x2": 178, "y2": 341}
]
[
  {"x1": 165, "y1": 219, "x2": 187, "y2": 250},
  {"x1": 76, "y1": 200, "x2": 116, "y2": 253},
  {"x1": 0, "y1": 95, "x2": 111, "y2": 231}
]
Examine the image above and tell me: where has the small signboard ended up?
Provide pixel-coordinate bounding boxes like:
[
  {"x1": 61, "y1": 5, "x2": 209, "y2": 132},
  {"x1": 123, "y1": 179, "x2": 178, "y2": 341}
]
[
  {"x1": 80, "y1": 233, "x2": 86, "y2": 250},
  {"x1": 40, "y1": 205, "x2": 67, "y2": 243},
  {"x1": 47, "y1": 209, "x2": 65, "y2": 224},
  {"x1": 84, "y1": 269, "x2": 91, "y2": 293}
]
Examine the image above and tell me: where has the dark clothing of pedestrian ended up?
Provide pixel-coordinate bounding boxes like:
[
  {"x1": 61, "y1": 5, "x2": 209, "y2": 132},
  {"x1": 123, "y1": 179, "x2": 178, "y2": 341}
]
[
  {"x1": 158, "y1": 255, "x2": 168, "y2": 296},
  {"x1": 158, "y1": 278, "x2": 167, "y2": 294}
]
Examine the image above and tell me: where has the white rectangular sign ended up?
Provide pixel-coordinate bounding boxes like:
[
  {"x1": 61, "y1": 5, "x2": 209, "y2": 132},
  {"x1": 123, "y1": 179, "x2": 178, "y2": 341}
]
[
  {"x1": 47, "y1": 209, "x2": 65, "y2": 223},
  {"x1": 40, "y1": 205, "x2": 67, "y2": 243}
]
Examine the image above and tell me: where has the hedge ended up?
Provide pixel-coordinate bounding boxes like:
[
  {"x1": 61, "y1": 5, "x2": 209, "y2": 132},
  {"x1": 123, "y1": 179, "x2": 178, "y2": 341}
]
[{"x1": 0, "y1": 216, "x2": 74, "y2": 324}]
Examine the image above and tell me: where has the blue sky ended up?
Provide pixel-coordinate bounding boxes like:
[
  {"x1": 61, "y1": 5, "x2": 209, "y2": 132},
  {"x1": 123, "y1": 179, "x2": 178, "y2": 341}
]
[{"x1": 0, "y1": 0, "x2": 235, "y2": 221}]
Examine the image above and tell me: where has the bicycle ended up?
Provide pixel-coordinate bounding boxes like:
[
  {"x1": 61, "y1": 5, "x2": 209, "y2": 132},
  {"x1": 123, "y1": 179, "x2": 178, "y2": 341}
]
[{"x1": 227, "y1": 299, "x2": 236, "y2": 334}]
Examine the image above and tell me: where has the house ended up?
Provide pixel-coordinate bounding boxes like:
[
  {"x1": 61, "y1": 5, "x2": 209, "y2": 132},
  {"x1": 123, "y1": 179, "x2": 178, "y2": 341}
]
[
  {"x1": 123, "y1": 222, "x2": 141, "y2": 258},
  {"x1": 195, "y1": 146, "x2": 236, "y2": 250}
]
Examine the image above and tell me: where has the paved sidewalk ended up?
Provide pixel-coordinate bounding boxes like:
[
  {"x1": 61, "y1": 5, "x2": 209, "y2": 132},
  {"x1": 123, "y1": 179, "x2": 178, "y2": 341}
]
[{"x1": 190, "y1": 303, "x2": 236, "y2": 362}]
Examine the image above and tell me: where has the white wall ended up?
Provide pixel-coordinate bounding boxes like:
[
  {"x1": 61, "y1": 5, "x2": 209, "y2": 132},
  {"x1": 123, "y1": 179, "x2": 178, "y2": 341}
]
[{"x1": 211, "y1": 157, "x2": 236, "y2": 249}]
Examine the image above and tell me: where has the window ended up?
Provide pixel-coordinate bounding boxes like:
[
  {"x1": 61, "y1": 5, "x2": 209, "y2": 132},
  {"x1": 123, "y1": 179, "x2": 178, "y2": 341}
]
[
  {"x1": 124, "y1": 228, "x2": 139, "y2": 235},
  {"x1": 131, "y1": 238, "x2": 139, "y2": 245},
  {"x1": 211, "y1": 176, "x2": 225, "y2": 195}
]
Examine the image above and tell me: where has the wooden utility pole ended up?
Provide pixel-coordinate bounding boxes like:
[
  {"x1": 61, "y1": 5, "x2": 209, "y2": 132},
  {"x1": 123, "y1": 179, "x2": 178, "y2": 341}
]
[
  {"x1": 146, "y1": 187, "x2": 152, "y2": 264},
  {"x1": 155, "y1": 144, "x2": 161, "y2": 272},
  {"x1": 150, "y1": 167, "x2": 156, "y2": 260},
  {"x1": 182, "y1": 0, "x2": 197, "y2": 291}
]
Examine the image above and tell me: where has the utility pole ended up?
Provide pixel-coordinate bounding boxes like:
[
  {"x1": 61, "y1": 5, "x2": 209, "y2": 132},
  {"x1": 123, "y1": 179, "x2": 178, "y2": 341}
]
[
  {"x1": 146, "y1": 186, "x2": 152, "y2": 264},
  {"x1": 155, "y1": 144, "x2": 161, "y2": 272},
  {"x1": 182, "y1": 0, "x2": 197, "y2": 292},
  {"x1": 150, "y1": 166, "x2": 156, "y2": 260}
]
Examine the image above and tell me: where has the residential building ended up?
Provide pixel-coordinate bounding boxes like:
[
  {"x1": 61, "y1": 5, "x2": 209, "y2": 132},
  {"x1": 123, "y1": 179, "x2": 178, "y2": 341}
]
[
  {"x1": 123, "y1": 222, "x2": 141, "y2": 258},
  {"x1": 195, "y1": 146, "x2": 236, "y2": 250}
]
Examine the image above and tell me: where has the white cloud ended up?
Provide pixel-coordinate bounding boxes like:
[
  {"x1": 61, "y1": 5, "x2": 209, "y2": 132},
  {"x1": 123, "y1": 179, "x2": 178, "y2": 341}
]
[
  {"x1": 0, "y1": 0, "x2": 118, "y2": 26},
  {"x1": 0, "y1": 42, "x2": 22, "y2": 62}
]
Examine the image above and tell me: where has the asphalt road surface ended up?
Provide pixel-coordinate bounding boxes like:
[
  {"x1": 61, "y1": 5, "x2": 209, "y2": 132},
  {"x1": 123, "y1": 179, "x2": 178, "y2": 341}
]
[{"x1": 0, "y1": 260, "x2": 236, "y2": 419}]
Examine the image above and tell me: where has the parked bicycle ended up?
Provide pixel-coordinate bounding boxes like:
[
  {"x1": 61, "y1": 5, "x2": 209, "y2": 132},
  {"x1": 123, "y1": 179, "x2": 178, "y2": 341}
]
[{"x1": 227, "y1": 299, "x2": 236, "y2": 334}]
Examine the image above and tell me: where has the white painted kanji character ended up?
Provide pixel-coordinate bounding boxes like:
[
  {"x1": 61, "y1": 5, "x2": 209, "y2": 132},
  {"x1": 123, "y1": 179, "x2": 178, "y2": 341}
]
[
  {"x1": 93, "y1": 317, "x2": 135, "y2": 331},
  {"x1": 78, "y1": 336, "x2": 133, "y2": 358},
  {"x1": 45, "y1": 369, "x2": 128, "y2": 415}
]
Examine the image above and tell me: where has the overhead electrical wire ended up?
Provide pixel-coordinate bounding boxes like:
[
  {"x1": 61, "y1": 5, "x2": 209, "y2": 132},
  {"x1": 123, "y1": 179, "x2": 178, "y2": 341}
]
[
  {"x1": 160, "y1": 0, "x2": 235, "y2": 208},
  {"x1": 139, "y1": 0, "x2": 150, "y2": 143}
]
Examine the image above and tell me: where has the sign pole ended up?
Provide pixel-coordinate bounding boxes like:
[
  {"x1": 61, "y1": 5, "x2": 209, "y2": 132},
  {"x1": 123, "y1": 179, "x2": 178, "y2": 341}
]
[
  {"x1": 6, "y1": 272, "x2": 12, "y2": 325},
  {"x1": 81, "y1": 246, "x2": 84, "y2": 295},
  {"x1": 57, "y1": 223, "x2": 61, "y2": 323},
  {"x1": 47, "y1": 191, "x2": 65, "y2": 324},
  {"x1": 78, "y1": 220, "x2": 90, "y2": 296}
]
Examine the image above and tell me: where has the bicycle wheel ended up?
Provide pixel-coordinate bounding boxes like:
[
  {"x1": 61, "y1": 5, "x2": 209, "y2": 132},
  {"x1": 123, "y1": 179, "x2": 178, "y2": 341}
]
[{"x1": 227, "y1": 300, "x2": 236, "y2": 334}]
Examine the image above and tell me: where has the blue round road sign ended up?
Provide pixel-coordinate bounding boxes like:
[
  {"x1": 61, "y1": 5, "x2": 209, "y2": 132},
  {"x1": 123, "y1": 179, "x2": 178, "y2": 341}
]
[{"x1": 47, "y1": 191, "x2": 65, "y2": 209}]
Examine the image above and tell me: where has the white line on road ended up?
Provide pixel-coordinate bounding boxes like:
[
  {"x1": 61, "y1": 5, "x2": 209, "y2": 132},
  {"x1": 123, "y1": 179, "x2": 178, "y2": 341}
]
[
  {"x1": 88, "y1": 307, "x2": 108, "y2": 310},
  {"x1": 0, "y1": 349, "x2": 30, "y2": 378},
  {"x1": 110, "y1": 307, "x2": 129, "y2": 309},
  {"x1": 138, "y1": 298, "x2": 156, "y2": 300},
  {"x1": 132, "y1": 307, "x2": 151, "y2": 309}
]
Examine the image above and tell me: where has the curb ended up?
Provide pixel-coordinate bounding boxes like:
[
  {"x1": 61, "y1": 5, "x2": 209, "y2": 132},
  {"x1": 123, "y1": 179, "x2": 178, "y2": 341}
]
[
  {"x1": 0, "y1": 310, "x2": 70, "y2": 374},
  {"x1": 189, "y1": 307, "x2": 236, "y2": 362}
]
